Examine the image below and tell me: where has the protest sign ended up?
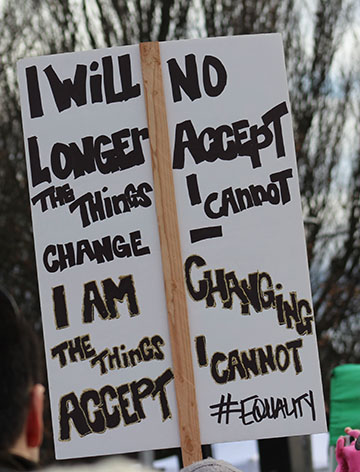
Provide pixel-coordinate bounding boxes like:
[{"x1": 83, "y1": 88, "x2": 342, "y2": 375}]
[
  {"x1": 17, "y1": 34, "x2": 327, "y2": 462},
  {"x1": 160, "y1": 34, "x2": 327, "y2": 443},
  {"x1": 17, "y1": 45, "x2": 181, "y2": 459}
]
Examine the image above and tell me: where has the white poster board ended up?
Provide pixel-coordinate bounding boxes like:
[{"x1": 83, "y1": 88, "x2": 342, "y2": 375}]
[
  {"x1": 17, "y1": 34, "x2": 327, "y2": 460},
  {"x1": 17, "y1": 45, "x2": 180, "y2": 459},
  {"x1": 161, "y1": 34, "x2": 327, "y2": 443}
]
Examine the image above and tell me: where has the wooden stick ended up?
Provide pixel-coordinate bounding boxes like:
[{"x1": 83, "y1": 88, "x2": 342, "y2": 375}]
[{"x1": 140, "y1": 41, "x2": 203, "y2": 467}]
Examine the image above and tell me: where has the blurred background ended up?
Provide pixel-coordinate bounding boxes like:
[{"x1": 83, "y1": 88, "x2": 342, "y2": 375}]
[{"x1": 1, "y1": 0, "x2": 360, "y2": 470}]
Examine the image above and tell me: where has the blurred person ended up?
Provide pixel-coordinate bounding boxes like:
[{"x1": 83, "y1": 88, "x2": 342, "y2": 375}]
[
  {"x1": 182, "y1": 458, "x2": 242, "y2": 472},
  {"x1": 0, "y1": 288, "x2": 44, "y2": 471},
  {"x1": 43, "y1": 457, "x2": 242, "y2": 472},
  {"x1": 335, "y1": 427, "x2": 360, "y2": 472}
]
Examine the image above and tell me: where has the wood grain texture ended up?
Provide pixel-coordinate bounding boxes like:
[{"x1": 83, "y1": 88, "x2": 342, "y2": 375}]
[{"x1": 140, "y1": 41, "x2": 202, "y2": 467}]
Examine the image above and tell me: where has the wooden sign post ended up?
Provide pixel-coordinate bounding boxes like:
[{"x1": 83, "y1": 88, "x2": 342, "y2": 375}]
[{"x1": 140, "y1": 41, "x2": 202, "y2": 467}]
